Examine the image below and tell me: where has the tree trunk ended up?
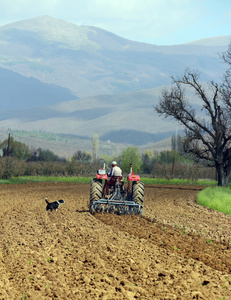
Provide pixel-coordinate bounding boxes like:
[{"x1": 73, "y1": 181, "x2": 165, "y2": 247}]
[
  {"x1": 222, "y1": 174, "x2": 230, "y2": 187},
  {"x1": 171, "y1": 156, "x2": 175, "y2": 179},
  {"x1": 216, "y1": 165, "x2": 223, "y2": 186},
  {"x1": 216, "y1": 164, "x2": 230, "y2": 187}
]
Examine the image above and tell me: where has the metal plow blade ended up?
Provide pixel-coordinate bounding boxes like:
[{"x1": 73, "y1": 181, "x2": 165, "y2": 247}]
[{"x1": 90, "y1": 199, "x2": 143, "y2": 217}]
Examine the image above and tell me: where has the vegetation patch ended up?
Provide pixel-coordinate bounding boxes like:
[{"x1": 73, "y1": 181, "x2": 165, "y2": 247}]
[
  {"x1": 0, "y1": 176, "x2": 92, "y2": 184},
  {"x1": 197, "y1": 187, "x2": 231, "y2": 215},
  {"x1": 0, "y1": 176, "x2": 220, "y2": 186},
  {"x1": 141, "y1": 177, "x2": 217, "y2": 186}
]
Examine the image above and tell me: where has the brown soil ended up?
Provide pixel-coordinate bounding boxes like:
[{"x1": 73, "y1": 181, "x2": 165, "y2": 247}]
[{"x1": 0, "y1": 182, "x2": 231, "y2": 299}]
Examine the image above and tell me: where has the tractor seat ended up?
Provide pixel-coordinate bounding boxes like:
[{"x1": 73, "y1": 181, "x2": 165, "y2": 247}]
[{"x1": 109, "y1": 176, "x2": 123, "y2": 184}]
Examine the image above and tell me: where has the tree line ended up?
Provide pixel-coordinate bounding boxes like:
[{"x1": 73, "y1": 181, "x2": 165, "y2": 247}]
[{"x1": 0, "y1": 134, "x2": 216, "y2": 181}]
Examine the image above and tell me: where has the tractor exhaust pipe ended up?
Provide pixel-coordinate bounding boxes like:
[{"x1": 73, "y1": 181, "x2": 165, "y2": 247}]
[{"x1": 129, "y1": 164, "x2": 133, "y2": 175}]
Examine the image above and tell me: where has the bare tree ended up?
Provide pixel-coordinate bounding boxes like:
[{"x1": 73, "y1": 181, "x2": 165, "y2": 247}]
[
  {"x1": 155, "y1": 65, "x2": 231, "y2": 186},
  {"x1": 220, "y1": 42, "x2": 231, "y2": 112}
]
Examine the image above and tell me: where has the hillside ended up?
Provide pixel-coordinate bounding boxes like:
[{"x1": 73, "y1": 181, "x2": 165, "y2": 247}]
[
  {"x1": 0, "y1": 67, "x2": 76, "y2": 110},
  {"x1": 0, "y1": 16, "x2": 230, "y2": 155},
  {"x1": 0, "y1": 128, "x2": 171, "y2": 158},
  {"x1": 0, "y1": 16, "x2": 228, "y2": 101},
  {"x1": 0, "y1": 87, "x2": 178, "y2": 144}
]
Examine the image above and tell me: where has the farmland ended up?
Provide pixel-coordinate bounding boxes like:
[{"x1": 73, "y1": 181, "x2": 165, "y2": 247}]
[{"x1": 0, "y1": 182, "x2": 231, "y2": 299}]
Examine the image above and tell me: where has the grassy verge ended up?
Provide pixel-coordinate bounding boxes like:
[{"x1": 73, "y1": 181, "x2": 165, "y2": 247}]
[
  {"x1": 197, "y1": 187, "x2": 231, "y2": 216},
  {"x1": 0, "y1": 176, "x2": 218, "y2": 186},
  {"x1": 141, "y1": 178, "x2": 218, "y2": 186},
  {"x1": 0, "y1": 176, "x2": 92, "y2": 184}
]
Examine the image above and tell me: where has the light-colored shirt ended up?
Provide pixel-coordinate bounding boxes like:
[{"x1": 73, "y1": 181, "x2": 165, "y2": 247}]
[{"x1": 109, "y1": 166, "x2": 122, "y2": 177}]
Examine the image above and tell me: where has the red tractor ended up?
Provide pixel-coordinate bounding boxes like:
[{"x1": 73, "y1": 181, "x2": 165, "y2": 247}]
[{"x1": 89, "y1": 164, "x2": 144, "y2": 216}]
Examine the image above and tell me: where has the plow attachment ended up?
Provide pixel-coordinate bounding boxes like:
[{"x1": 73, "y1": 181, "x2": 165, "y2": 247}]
[{"x1": 90, "y1": 199, "x2": 143, "y2": 217}]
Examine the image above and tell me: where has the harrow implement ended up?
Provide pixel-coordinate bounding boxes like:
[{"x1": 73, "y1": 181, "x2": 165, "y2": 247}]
[{"x1": 90, "y1": 199, "x2": 143, "y2": 216}]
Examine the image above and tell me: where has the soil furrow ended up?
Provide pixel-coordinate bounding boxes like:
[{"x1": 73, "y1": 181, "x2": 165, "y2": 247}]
[{"x1": 95, "y1": 213, "x2": 231, "y2": 273}]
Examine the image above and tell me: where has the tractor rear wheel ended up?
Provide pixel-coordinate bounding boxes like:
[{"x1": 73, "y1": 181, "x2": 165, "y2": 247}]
[
  {"x1": 132, "y1": 181, "x2": 144, "y2": 206},
  {"x1": 89, "y1": 178, "x2": 103, "y2": 209}
]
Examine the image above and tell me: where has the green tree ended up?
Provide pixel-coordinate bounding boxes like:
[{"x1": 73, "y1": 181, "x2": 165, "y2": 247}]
[
  {"x1": 0, "y1": 136, "x2": 31, "y2": 160},
  {"x1": 36, "y1": 148, "x2": 60, "y2": 162},
  {"x1": 120, "y1": 146, "x2": 142, "y2": 173},
  {"x1": 142, "y1": 150, "x2": 154, "y2": 174},
  {"x1": 71, "y1": 150, "x2": 92, "y2": 162},
  {"x1": 99, "y1": 154, "x2": 112, "y2": 165},
  {"x1": 156, "y1": 150, "x2": 178, "y2": 164},
  {"x1": 156, "y1": 150, "x2": 193, "y2": 165}
]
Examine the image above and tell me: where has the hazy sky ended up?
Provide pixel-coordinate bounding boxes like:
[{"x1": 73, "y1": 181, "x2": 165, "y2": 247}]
[{"x1": 0, "y1": 0, "x2": 230, "y2": 45}]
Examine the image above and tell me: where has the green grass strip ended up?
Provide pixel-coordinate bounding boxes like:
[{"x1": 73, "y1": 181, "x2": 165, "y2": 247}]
[
  {"x1": 0, "y1": 176, "x2": 92, "y2": 184},
  {"x1": 141, "y1": 177, "x2": 217, "y2": 186},
  {"x1": 197, "y1": 187, "x2": 231, "y2": 215},
  {"x1": 0, "y1": 176, "x2": 219, "y2": 186}
]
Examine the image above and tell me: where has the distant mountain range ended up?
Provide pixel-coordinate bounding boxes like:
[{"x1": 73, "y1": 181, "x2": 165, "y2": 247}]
[{"x1": 0, "y1": 16, "x2": 230, "y2": 155}]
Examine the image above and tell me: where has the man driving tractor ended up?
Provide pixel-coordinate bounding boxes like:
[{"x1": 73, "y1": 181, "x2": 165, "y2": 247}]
[{"x1": 105, "y1": 161, "x2": 123, "y2": 196}]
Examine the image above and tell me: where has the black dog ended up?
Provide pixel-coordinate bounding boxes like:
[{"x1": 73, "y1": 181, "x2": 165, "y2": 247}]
[{"x1": 45, "y1": 198, "x2": 65, "y2": 213}]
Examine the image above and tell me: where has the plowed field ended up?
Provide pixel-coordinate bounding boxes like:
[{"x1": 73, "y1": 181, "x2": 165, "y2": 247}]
[{"x1": 0, "y1": 182, "x2": 231, "y2": 299}]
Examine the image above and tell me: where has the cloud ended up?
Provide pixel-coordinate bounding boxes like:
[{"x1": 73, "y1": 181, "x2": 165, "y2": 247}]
[{"x1": 80, "y1": 0, "x2": 201, "y2": 44}]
